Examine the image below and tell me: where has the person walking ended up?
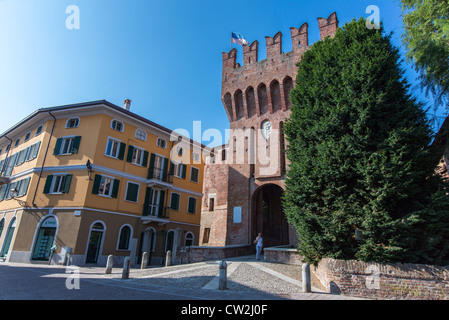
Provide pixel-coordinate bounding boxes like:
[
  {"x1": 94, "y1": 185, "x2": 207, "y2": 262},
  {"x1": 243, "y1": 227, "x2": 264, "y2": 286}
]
[{"x1": 254, "y1": 233, "x2": 263, "y2": 260}]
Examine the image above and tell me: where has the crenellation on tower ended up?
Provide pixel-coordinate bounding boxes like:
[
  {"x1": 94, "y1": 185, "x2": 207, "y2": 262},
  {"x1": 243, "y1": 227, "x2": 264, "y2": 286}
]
[
  {"x1": 221, "y1": 12, "x2": 338, "y2": 124},
  {"x1": 243, "y1": 41, "x2": 259, "y2": 65},
  {"x1": 290, "y1": 22, "x2": 309, "y2": 52},
  {"x1": 318, "y1": 12, "x2": 339, "y2": 40},
  {"x1": 265, "y1": 31, "x2": 283, "y2": 58}
]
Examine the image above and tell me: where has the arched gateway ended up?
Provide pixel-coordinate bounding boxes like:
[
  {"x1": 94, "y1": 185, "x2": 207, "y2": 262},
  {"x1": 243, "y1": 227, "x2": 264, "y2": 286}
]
[{"x1": 252, "y1": 184, "x2": 289, "y2": 248}]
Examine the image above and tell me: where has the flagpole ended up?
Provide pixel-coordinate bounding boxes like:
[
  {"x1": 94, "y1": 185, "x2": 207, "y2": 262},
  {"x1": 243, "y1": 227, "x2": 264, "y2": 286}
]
[{"x1": 230, "y1": 32, "x2": 232, "y2": 51}]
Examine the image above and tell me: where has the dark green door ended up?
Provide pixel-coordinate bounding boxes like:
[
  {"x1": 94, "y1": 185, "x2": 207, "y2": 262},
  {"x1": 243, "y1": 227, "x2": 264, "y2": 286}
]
[{"x1": 86, "y1": 223, "x2": 104, "y2": 263}]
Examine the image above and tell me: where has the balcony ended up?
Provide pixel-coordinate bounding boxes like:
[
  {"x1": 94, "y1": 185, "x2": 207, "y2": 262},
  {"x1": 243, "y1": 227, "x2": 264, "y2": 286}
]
[
  {"x1": 142, "y1": 204, "x2": 170, "y2": 224},
  {"x1": 147, "y1": 167, "x2": 173, "y2": 189}
]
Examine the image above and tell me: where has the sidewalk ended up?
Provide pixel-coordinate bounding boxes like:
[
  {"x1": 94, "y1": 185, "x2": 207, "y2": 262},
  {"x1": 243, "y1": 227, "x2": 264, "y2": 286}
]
[{"x1": 100, "y1": 255, "x2": 365, "y2": 300}]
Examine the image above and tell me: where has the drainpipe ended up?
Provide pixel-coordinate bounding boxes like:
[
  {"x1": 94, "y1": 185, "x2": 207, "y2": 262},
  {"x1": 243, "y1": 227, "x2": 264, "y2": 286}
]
[{"x1": 32, "y1": 111, "x2": 56, "y2": 207}]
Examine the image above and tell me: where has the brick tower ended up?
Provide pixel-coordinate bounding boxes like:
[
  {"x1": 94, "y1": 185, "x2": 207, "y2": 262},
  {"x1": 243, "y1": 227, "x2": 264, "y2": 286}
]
[{"x1": 196, "y1": 13, "x2": 339, "y2": 258}]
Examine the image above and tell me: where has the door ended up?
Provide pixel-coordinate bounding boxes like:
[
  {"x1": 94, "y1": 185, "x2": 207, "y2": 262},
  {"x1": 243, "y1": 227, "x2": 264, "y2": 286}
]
[
  {"x1": 32, "y1": 217, "x2": 57, "y2": 261},
  {"x1": 86, "y1": 222, "x2": 104, "y2": 263},
  {"x1": 0, "y1": 217, "x2": 16, "y2": 258}
]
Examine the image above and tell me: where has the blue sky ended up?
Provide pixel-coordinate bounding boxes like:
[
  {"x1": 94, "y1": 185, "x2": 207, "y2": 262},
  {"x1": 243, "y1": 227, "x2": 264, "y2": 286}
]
[{"x1": 0, "y1": 0, "x2": 446, "y2": 147}]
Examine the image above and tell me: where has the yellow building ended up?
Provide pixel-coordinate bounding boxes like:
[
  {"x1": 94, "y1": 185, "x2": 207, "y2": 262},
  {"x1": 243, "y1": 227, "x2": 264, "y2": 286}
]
[{"x1": 0, "y1": 100, "x2": 206, "y2": 266}]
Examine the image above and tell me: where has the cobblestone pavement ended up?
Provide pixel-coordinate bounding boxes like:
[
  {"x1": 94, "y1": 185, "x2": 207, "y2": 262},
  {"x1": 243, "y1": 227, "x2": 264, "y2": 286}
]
[{"x1": 104, "y1": 255, "x2": 366, "y2": 300}]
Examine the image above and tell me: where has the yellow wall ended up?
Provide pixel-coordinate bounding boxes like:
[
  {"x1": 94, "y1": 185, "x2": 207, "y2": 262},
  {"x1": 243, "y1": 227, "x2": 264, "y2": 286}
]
[{"x1": 0, "y1": 108, "x2": 205, "y2": 225}]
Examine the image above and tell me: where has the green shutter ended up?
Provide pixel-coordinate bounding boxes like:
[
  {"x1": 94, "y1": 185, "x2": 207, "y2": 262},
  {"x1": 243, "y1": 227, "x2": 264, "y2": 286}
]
[
  {"x1": 43, "y1": 175, "x2": 53, "y2": 194},
  {"x1": 191, "y1": 167, "x2": 199, "y2": 182},
  {"x1": 170, "y1": 193, "x2": 180, "y2": 210},
  {"x1": 126, "y1": 145, "x2": 135, "y2": 163},
  {"x1": 71, "y1": 136, "x2": 81, "y2": 154},
  {"x1": 143, "y1": 187, "x2": 152, "y2": 216},
  {"x1": 92, "y1": 174, "x2": 102, "y2": 194},
  {"x1": 126, "y1": 183, "x2": 139, "y2": 202},
  {"x1": 142, "y1": 150, "x2": 149, "y2": 167},
  {"x1": 62, "y1": 174, "x2": 72, "y2": 194},
  {"x1": 188, "y1": 197, "x2": 196, "y2": 213},
  {"x1": 111, "y1": 179, "x2": 120, "y2": 198},
  {"x1": 158, "y1": 190, "x2": 165, "y2": 217},
  {"x1": 118, "y1": 142, "x2": 126, "y2": 160},
  {"x1": 147, "y1": 153, "x2": 156, "y2": 179},
  {"x1": 181, "y1": 164, "x2": 187, "y2": 179},
  {"x1": 53, "y1": 138, "x2": 62, "y2": 155},
  {"x1": 5, "y1": 154, "x2": 16, "y2": 177},
  {"x1": 32, "y1": 141, "x2": 41, "y2": 159},
  {"x1": 19, "y1": 177, "x2": 31, "y2": 196},
  {"x1": 0, "y1": 184, "x2": 9, "y2": 201},
  {"x1": 169, "y1": 162, "x2": 175, "y2": 176},
  {"x1": 162, "y1": 158, "x2": 169, "y2": 182}
]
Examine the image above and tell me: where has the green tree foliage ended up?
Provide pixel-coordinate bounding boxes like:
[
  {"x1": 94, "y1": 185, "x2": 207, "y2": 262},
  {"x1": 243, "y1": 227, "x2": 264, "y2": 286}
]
[
  {"x1": 401, "y1": 0, "x2": 449, "y2": 112},
  {"x1": 283, "y1": 18, "x2": 449, "y2": 266}
]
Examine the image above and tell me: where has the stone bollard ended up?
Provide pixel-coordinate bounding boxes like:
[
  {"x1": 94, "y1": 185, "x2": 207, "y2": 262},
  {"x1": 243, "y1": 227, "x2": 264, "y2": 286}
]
[
  {"x1": 122, "y1": 257, "x2": 131, "y2": 279},
  {"x1": 141, "y1": 252, "x2": 149, "y2": 269},
  {"x1": 219, "y1": 260, "x2": 228, "y2": 290},
  {"x1": 165, "y1": 250, "x2": 172, "y2": 267},
  {"x1": 302, "y1": 263, "x2": 311, "y2": 293},
  {"x1": 105, "y1": 255, "x2": 114, "y2": 274}
]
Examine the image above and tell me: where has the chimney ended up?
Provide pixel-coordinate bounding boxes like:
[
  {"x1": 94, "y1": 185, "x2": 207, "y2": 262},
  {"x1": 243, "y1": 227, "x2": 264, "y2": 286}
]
[{"x1": 123, "y1": 99, "x2": 131, "y2": 110}]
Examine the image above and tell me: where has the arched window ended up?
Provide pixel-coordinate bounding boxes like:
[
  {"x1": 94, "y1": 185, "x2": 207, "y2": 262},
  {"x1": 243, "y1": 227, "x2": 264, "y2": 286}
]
[
  {"x1": 0, "y1": 217, "x2": 16, "y2": 258},
  {"x1": 223, "y1": 93, "x2": 233, "y2": 121},
  {"x1": 185, "y1": 232, "x2": 194, "y2": 247},
  {"x1": 234, "y1": 89, "x2": 244, "y2": 120},
  {"x1": 283, "y1": 76, "x2": 294, "y2": 109},
  {"x1": 118, "y1": 225, "x2": 132, "y2": 250},
  {"x1": 66, "y1": 117, "x2": 80, "y2": 128},
  {"x1": 246, "y1": 86, "x2": 256, "y2": 118},
  {"x1": 258, "y1": 84, "x2": 268, "y2": 115},
  {"x1": 270, "y1": 80, "x2": 282, "y2": 112},
  {"x1": 156, "y1": 137, "x2": 167, "y2": 149},
  {"x1": 111, "y1": 120, "x2": 124, "y2": 132}
]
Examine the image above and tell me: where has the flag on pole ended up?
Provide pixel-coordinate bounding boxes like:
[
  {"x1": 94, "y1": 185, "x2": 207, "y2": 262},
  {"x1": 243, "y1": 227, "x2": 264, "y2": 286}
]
[{"x1": 232, "y1": 32, "x2": 249, "y2": 46}]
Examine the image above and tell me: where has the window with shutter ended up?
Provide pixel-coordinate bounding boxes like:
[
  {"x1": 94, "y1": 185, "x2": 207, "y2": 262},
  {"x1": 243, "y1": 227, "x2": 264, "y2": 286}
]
[
  {"x1": 54, "y1": 136, "x2": 81, "y2": 155},
  {"x1": 44, "y1": 174, "x2": 72, "y2": 194},
  {"x1": 170, "y1": 193, "x2": 180, "y2": 210},
  {"x1": 190, "y1": 167, "x2": 199, "y2": 183},
  {"x1": 125, "y1": 182, "x2": 139, "y2": 202},
  {"x1": 105, "y1": 138, "x2": 125, "y2": 160},
  {"x1": 188, "y1": 197, "x2": 197, "y2": 214}
]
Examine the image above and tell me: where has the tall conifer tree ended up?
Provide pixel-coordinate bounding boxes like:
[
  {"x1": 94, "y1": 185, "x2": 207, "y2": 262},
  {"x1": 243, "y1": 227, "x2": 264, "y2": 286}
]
[{"x1": 283, "y1": 18, "x2": 449, "y2": 265}]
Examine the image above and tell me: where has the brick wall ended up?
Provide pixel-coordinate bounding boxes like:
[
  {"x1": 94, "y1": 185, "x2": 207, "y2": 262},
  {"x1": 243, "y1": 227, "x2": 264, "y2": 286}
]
[
  {"x1": 313, "y1": 259, "x2": 449, "y2": 300},
  {"x1": 265, "y1": 247, "x2": 449, "y2": 300},
  {"x1": 187, "y1": 245, "x2": 252, "y2": 263}
]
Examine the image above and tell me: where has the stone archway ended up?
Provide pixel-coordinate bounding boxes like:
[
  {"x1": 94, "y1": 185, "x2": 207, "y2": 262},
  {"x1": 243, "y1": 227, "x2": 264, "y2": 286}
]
[{"x1": 252, "y1": 184, "x2": 289, "y2": 248}]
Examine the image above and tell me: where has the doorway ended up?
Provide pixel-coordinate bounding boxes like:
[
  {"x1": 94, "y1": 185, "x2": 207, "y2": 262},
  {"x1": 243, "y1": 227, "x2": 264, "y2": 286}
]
[
  {"x1": 0, "y1": 217, "x2": 16, "y2": 258},
  {"x1": 252, "y1": 184, "x2": 289, "y2": 248},
  {"x1": 32, "y1": 216, "x2": 57, "y2": 261},
  {"x1": 86, "y1": 222, "x2": 104, "y2": 263}
]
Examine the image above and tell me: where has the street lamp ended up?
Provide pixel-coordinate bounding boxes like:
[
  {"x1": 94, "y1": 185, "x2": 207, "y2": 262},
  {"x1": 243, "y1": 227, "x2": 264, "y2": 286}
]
[{"x1": 86, "y1": 160, "x2": 94, "y2": 181}]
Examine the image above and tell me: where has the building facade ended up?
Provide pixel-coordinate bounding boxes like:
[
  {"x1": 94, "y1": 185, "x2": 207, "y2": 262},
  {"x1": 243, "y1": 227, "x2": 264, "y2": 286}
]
[
  {"x1": 0, "y1": 100, "x2": 206, "y2": 266},
  {"x1": 196, "y1": 13, "x2": 339, "y2": 256}
]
